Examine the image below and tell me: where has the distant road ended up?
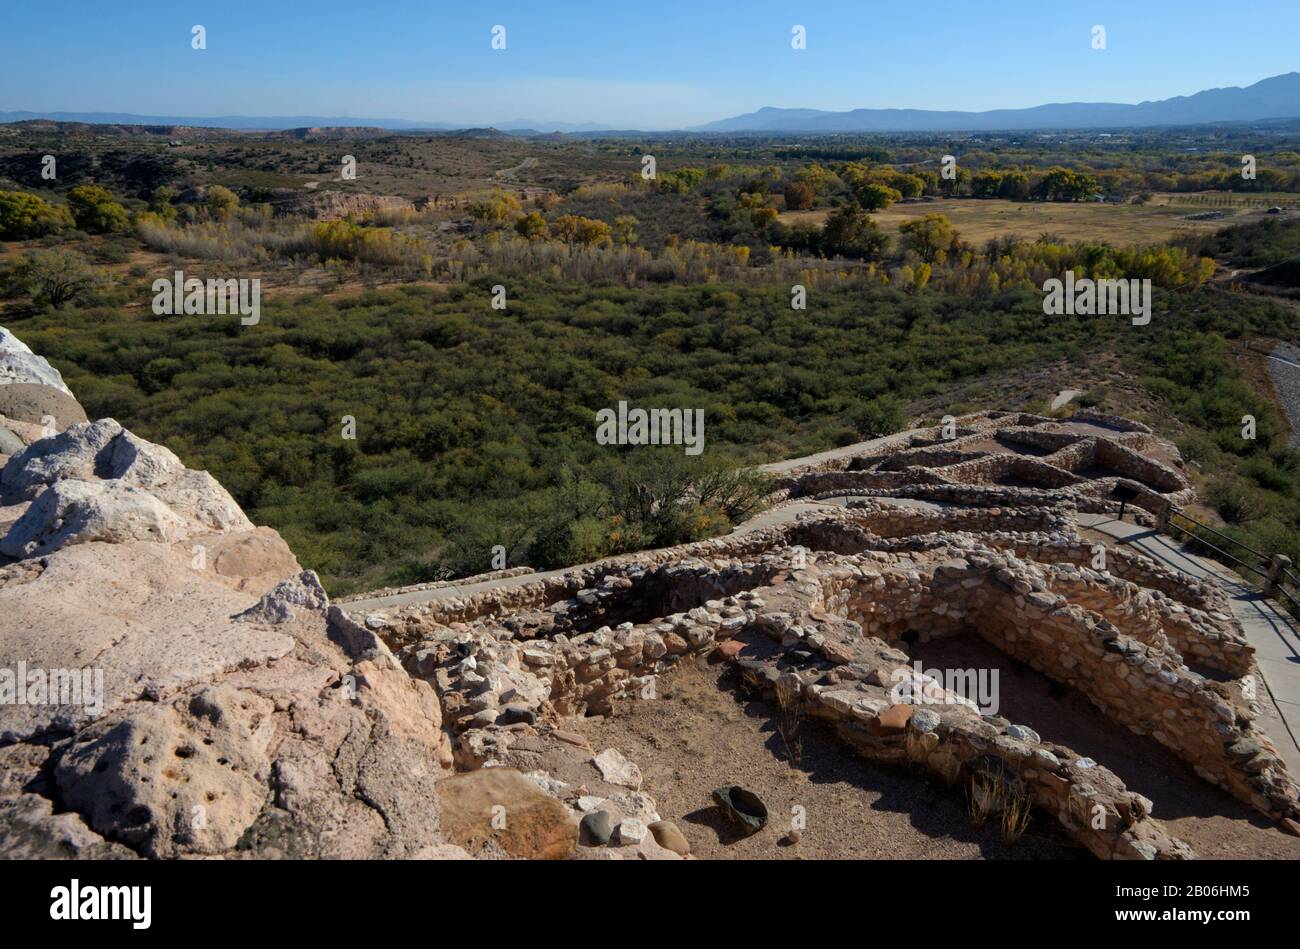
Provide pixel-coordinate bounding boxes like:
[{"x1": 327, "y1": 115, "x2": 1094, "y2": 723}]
[
  {"x1": 495, "y1": 156, "x2": 538, "y2": 179},
  {"x1": 1266, "y1": 342, "x2": 1300, "y2": 448}
]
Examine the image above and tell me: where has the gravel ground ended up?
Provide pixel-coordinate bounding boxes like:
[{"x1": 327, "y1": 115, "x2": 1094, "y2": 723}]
[
  {"x1": 574, "y1": 654, "x2": 1082, "y2": 860},
  {"x1": 1268, "y1": 342, "x2": 1300, "y2": 448}
]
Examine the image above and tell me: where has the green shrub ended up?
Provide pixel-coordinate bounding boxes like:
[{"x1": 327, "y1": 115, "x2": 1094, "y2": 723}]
[
  {"x1": 12, "y1": 249, "x2": 102, "y2": 308},
  {"x1": 0, "y1": 190, "x2": 73, "y2": 239},
  {"x1": 1207, "y1": 478, "x2": 1264, "y2": 524},
  {"x1": 65, "y1": 185, "x2": 130, "y2": 234},
  {"x1": 851, "y1": 396, "x2": 908, "y2": 438}
]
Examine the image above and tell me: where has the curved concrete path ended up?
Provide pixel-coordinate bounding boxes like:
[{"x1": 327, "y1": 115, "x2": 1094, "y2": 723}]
[{"x1": 1079, "y1": 512, "x2": 1300, "y2": 775}]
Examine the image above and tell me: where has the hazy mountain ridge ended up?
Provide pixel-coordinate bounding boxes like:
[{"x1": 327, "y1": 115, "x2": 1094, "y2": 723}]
[
  {"x1": 695, "y1": 73, "x2": 1300, "y2": 132},
  {"x1": 0, "y1": 111, "x2": 613, "y2": 135},
  {"x1": 3, "y1": 72, "x2": 1299, "y2": 136}
]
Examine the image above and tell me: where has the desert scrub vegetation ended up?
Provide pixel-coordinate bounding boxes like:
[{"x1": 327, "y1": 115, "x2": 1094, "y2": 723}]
[
  {"x1": 1128, "y1": 224, "x2": 1300, "y2": 577},
  {"x1": 126, "y1": 191, "x2": 1219, "y2": 295},
  {"x1": 11, "y1": 172, "x2": 1224, "y2": 297},
  {"x1": 134, "y1": 213, "x2": 436, "y2": 273},
  {"x1": 1, "y1": 248, "x2": 103, "y2": 308},
  {"x1": 0, "y1": 166, "x2": 1292, "y2": 595},
  {"x1": 8, "y1": 262, "x2": 1297, "y2": 595},
  {"x1": 131, "y1": 202, "x2": 846, "y2": 286}
]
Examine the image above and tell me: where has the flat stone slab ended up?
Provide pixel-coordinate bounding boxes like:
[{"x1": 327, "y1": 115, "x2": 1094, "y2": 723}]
[{"x1": 0, "y1": 539, "x2": 294, "y2": 741}]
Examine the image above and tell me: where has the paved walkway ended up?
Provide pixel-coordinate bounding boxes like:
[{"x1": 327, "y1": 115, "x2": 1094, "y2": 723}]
[
  {"x1": 758, "y1": 430, "x2": 918, "y2": 474},
  {"x1": 1079, "y1": 512, "x2": 1300, "y2": 774}
]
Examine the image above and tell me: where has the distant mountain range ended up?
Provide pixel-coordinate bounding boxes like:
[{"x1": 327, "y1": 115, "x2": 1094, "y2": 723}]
[
  {"x1": 0, "y1": 111, "x2": 441, "y2": 130},
  {"x1": 694, "y1": 73, "x2": 1300, "y2": 133},
  {"x1": 5, "y1": 72, "x2": 1300, "y2": 136},
  {"x1": 0, "y1": 111, "x2": 613, "y2": 135}
]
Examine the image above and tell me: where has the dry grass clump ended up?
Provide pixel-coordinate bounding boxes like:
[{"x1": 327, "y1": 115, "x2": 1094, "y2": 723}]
[{"x1": 967, "y1": 767, "x2": 1034, "y2": 844}]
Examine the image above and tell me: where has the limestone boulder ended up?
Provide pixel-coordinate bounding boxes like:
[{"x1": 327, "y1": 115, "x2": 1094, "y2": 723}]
[
  {"x1": 153, "y1": 468, "x2": 253, "y2": 532},
  {"x1": 0, "y1": 794, "x2": 136, "y2": 860},
  {"x1": 101, "y1": 428, "x2": 183, "y2": 488},
  {"x1": 0, "y1": 541, "x2": 297, "y2": 742},
  {"x1": 2, "y1": 422, "x2": 252, "y2": 536},
  {"x1": 0, "y1": 327, "x2": 73, "y2": 394},
  {"x1": 235, "y1": 639, "x2": 454, "y2": 859},
  {"x1": 593, "y1": 747, "x2": 643, "y2": 790},
  {"x1": 437, "y1": 768, "x2": 577, "y2": 859},
  {"x1": 0, "y1": 327, "x2": 462, "y2": 861},
  {"x1": 235, "y1": 570, "x2": 329, "y2": 624},
  {"x1": 2, "y1": 566, "x2": 456, "y2": 858},
  {"x1": 0, "y1": 478, "x2": 187, "y2": 557},
  {"x1": 206, "y1": 526, "x2": 303, "y2": 592},
  {"x1": 101, "y1": 430, "x2": 250, "y2": 531},
  {"x1": 0, "y1": 417, "x2": 54, "y2": 452},
  {"x1": 0, "y1": 427, "x2": 23, "y2": 457},
  {"x1": 1, "y1": 419, "x2": 123, "y2": 502}
]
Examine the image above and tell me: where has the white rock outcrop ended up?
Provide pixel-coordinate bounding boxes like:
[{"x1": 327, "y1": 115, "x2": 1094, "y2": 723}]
[
  {"x1": 0, "y1": 478, "x2": 187, "y2": 557},
  {"x1": 2, "y1": 420, "x2": 253, "y2": 537},
  {"x1": 1, "y1": 418, "x2": 123, "y2": 500},
  {"x1": 0, "y1": 327, "x2": 73, "y2": 394}
]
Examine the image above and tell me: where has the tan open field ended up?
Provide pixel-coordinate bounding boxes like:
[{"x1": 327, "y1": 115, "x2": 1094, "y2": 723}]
[
  {"x1": 1148, "y1": 190, "x2": 1300, "y2": 211},
  {"x1": 779, "y1": 194, "x2": 1290, "y2": 246}
]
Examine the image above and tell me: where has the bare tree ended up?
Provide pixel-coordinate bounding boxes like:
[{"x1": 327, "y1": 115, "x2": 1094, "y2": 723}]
[{"x1": 18, "y1": 249, "x2": 103, "y2": 309}]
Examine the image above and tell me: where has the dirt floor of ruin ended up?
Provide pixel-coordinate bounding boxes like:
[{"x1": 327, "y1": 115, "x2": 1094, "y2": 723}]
[
  {"x1": 906, "y1": 635, "x2": 1300, "y2": 859},
  {"x1": 575, "y1": 654, "x2": 1084, "y2": 859}
]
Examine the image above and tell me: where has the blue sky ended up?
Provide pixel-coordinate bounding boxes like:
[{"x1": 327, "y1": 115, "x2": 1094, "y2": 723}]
[{"x1": 2, "y1": 1, "x2": 1297, "y2": 127}]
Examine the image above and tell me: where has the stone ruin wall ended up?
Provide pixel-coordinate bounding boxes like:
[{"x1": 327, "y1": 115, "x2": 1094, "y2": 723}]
[
  {"x1": 786, "y1": 504, "x2": 1247, "y2": 673},
  {"x1": 358, "y1": 408, "x2": 1300, "y2": 860},
  {"x1": 814, "y1": 547, "x2": 1289, "y2": 819},
  {"x1": 400, "y1": 559, "x2": 1191, "y2": 859},
  {"x1": 393, "y1": 514, "x2": 1298, "y2": 859},
  {"x1": 773, "y1": 411, "x2": 1192, "y2": 524},
  {"x1": 382, "y1": 526, "x2": 792, "y2": 637}
]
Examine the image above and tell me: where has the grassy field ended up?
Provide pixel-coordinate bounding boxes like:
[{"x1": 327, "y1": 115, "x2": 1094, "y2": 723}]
[
  {"x1": 1148, "y1": 191, "x2": 1300, "y2": 210},
  {"x1": 779, "y1": 196, "x2": 1280, "y2": 246}
]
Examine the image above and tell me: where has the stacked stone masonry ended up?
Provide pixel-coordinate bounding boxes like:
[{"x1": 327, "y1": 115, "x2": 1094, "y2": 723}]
[{"x1": 359, "y1": 411, "x2": 1299, "y2": 860}]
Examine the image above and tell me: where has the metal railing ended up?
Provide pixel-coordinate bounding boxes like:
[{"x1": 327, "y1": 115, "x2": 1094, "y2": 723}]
[{"x1": 1164, "y1": 505, "x2": 1299, "y2": 615}]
